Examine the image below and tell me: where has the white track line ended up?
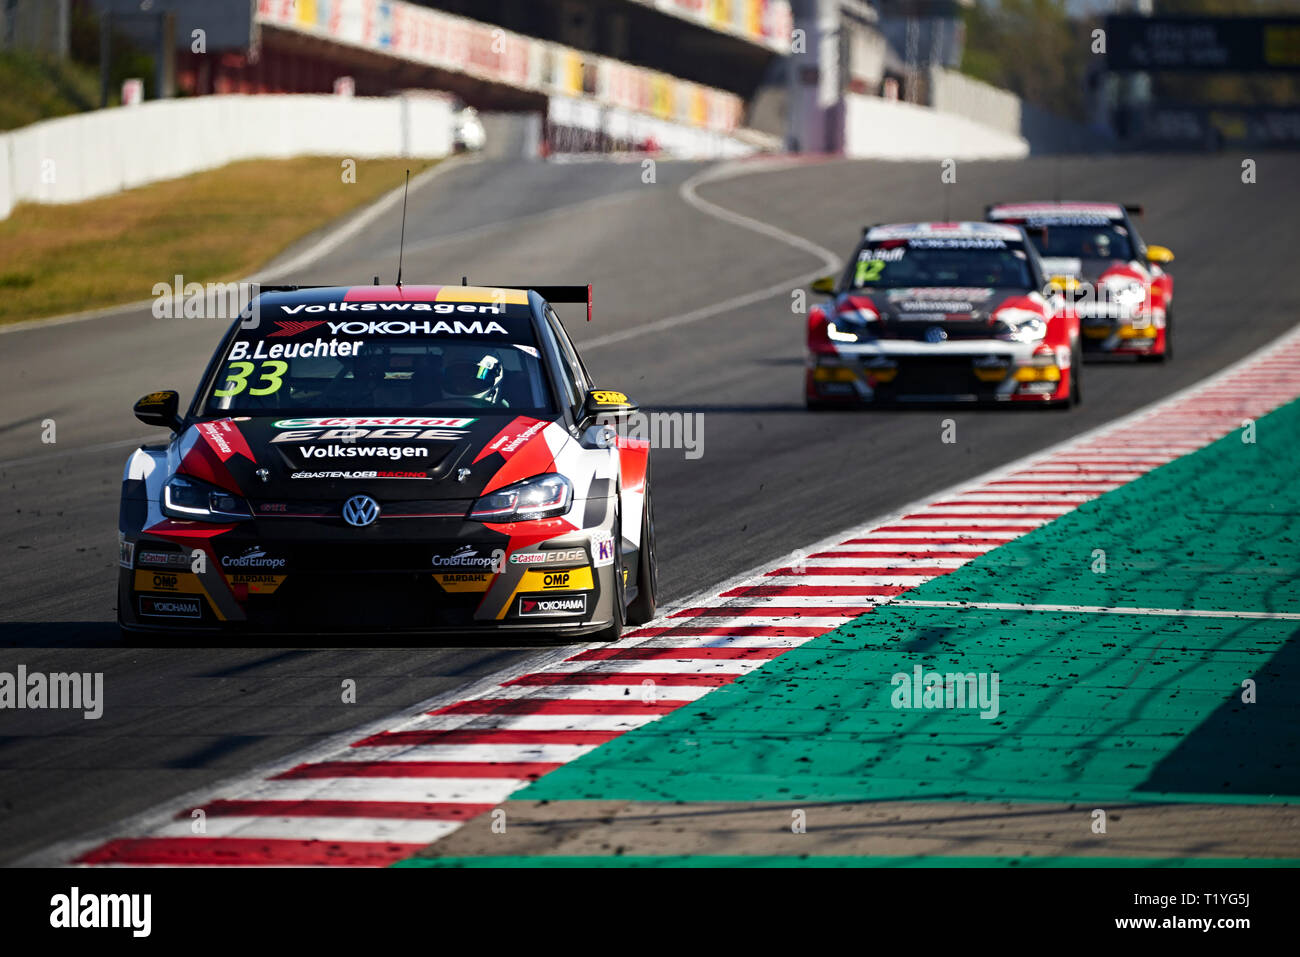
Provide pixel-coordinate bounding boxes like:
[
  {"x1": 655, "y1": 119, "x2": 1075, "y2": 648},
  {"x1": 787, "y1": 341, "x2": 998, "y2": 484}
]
[
  {"x1": 582, "y1": 158, "x2": 841, "y2": 350},
  {"x1": 890, "y1": 600, "x2": 1300, "y2": 620}
]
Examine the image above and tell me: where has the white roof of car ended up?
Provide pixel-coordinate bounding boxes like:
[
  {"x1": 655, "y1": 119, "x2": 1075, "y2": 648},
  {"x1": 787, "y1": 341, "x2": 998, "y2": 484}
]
[
  {"x1": 988, "y1": 201, "x2": 1125, "y2": 221},
  {"x1": 866, "y1": 221, "x2": 1023, "y2": 242}
]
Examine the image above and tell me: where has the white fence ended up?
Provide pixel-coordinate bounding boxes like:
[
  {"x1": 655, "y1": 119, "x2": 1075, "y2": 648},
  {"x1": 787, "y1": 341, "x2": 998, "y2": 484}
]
[
  {"x1": 0, "y1": 93, "x2": 455, "y2": 220},
  {"x1": 844, "y1": 93, "x2": 1029, "y2": 161}
]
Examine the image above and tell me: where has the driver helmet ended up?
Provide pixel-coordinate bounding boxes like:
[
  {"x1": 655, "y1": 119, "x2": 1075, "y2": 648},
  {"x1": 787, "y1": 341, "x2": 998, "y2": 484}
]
[
  {"x1": 444, "y1": 349, "x2": 505, "y2": 403},
  {"x1": 352, "y1": 348, "x2": 388, "y2": 387}
]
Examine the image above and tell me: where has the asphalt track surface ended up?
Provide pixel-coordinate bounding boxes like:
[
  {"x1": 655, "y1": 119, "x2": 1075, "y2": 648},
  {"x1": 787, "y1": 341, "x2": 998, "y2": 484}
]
[{"x1": 1, "y1": 151, "x2": 1298, "y2": 865}]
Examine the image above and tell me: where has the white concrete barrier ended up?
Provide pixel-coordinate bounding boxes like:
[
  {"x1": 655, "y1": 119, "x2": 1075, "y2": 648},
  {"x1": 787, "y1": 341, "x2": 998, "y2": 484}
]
[
  {"x1": 928, "y1": 69, "x2": 1024, "y2": 140},
  {"x1": 0, "y1": 93, "x2": 454, "y2": 220},
  {"x1": 844, "y1": 93, "x2": 1029, "y2": 161},
  {"x1": 0, "y1": 143, "x2": 11, "y2": 221}
]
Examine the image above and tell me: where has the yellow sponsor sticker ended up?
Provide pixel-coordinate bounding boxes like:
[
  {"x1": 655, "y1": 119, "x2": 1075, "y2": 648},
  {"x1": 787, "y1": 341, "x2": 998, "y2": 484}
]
[
  {"x1": 520, "y1": 567, "x2": 594, "y2": 592},
  {"x1": 134, "y1": 570, "x2": 202, "y2": 593},
  {"x1": 433, "y1": 572, "x2": 495, "y2": 593},
  {"x1": 225, "y1": 573, "x2": 286, "y2": 595},
  {"x1": 590, "y1": 390, "x2": 629, "y2": 405}
]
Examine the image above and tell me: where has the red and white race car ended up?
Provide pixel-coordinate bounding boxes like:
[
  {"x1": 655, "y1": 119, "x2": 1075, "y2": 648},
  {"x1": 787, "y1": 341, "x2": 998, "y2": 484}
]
[
  {"x1": 805, "y1": 221, "x2": 1081, "y2": 408},
  {"x1": 986, "y1": 201, "x2": 1175, "y2": 361}
]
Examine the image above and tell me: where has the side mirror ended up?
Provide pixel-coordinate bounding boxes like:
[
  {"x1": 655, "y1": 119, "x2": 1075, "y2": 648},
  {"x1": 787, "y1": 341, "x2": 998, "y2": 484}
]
[
  {"x1": 1146, "y1": 245, "x2": 1174, "y2": 264},
  {"x1": 810, "y1": 275, "x2": 836, "y2": 295},
  {"x1": 1046, "y1": 275, "x2": 1081, "y2": 292},
  {"x1": 581, "y1": 389, "x2": 638, "y2": 422},
  {"x1": 133, "y1": 390, "x2": 183, "y2": 432}
]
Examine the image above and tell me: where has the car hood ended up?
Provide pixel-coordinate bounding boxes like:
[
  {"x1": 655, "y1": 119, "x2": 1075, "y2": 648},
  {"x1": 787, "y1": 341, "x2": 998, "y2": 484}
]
[{"x1": 172, "y1": 414, "x2": 567, "y2": 505}]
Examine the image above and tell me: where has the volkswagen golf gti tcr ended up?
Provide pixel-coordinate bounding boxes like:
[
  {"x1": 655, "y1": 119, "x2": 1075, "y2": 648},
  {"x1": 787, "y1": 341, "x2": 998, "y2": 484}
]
[{"x1": 118, "y1": 283, "x2": 657, "y2": 640}]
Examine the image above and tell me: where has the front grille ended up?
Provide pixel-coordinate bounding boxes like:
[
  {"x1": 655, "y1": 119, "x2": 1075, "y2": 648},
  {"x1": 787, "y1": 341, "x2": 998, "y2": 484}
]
[
  {"x1": 876, "y1": 319, "x2": 1004, "y2": 341},
  {"x1": 243, "y1": 573, "x2": 482, "y2": 630},
  {"x1": 871, "y1": 357, "x2": 1003, "y2": 399},
  {"x1": 251, "y1": 498, "x2": 473, "y2": 519}
]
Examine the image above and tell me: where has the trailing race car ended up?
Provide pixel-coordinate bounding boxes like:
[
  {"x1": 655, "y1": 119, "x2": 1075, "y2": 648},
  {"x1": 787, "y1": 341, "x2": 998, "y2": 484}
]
[
  {"x1": 805, "y1": 221, "x2": 1081, "y2": 408},
  {"x1": 985, "y1": 201, "x2": 1175, "y2": 361},
  {"x1": 118, "y1": 283, "x2": 656, "y2": 640}
]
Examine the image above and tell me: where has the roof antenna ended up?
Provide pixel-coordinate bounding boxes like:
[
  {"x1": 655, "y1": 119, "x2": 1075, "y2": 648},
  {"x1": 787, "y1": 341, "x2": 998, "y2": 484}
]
[
  {"x1": 1054, "y1": 157, "x2": 1063, "y2": 204},
  {"x1": 462, "y1": 276, "x2": 468, "y2": 285},
  {"x1": 372, "y1": 275, "x2": 379, "y2": 285},
  {"x1": 395, "y1": 169, "x2": 410, "y2": 288}
]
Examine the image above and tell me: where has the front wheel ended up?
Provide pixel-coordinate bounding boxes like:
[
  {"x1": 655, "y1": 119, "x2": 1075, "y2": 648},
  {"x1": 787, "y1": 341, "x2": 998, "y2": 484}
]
[
  {"x1": 1070, "y1": 342, "x2": 1083, "y2": 405},
  {"x1": 1139, "y1": 308, "x2": 1173, "y2": 363},
  {"x1": 1054, "y1": 343, "x2": 1083, "y2": 409},
  {"x1": 589, "y1": 513, "x2": 625, "y2": 642},
  {"x1": 626, "y1": 478, "x2": 658, "y2": 626}
]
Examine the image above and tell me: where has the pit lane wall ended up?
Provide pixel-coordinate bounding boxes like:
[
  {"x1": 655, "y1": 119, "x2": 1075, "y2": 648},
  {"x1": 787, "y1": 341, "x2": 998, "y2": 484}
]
[
  {"x1": 0, "y1": 92, "x2": 455, "y2": 221},
  {"x1": 839, "y1": 68, "x2": 1100, "y2": 161},
  {"x1": 844, "y1": 92, "x2": 1029, "y2": 161},
  {"x1": 927, "y1": 68, "x2": 1102, "y2": 155}
]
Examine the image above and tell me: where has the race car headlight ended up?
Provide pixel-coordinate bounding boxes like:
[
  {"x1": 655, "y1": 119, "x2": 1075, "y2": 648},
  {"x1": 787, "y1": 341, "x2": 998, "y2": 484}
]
[
  {"x1": 470, "y1": 473, "x2": 573, "y2": 523},
  {"x1": 162, "y1": 475, "x2": 252, "y2": 522},
  {"x1": 827, "y1": 310, "x2": 876, "y2": 342},
  {"x1": 826, "y1": 320, "x2": 859, "y2": 343},
  {"x1": 1103, "y1": 279, "x2": 1146, "y2": 308},
  {"x1": 996, "y1": 315, "x2": 1047, "y2": 343}
]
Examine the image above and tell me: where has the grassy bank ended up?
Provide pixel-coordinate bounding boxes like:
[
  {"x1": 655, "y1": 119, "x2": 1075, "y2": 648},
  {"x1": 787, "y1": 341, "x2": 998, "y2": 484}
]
[
  {"x1": 0, "y1": 156, "x2": 435, "y2": 324},
  {"x1": 0, "y1": 51, "x2": 107, "y2": 132}
]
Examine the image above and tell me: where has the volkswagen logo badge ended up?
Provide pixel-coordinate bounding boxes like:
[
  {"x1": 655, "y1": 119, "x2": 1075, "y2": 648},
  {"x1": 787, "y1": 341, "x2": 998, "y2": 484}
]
[
  {"x1": 925, "y1": 326, "x2": 948, "y2": 343},
  {"x1": 342, "y1": 494, "x2": 380, "y2": 527}
]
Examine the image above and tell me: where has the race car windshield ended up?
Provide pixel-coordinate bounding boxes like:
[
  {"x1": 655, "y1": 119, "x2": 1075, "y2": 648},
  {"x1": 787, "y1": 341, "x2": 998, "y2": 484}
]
[
  {"x1": 1026, "y1": 224, "x2": 1134, "y2": 261},
  {"x1": 202, "y1": 335, "x2": 556, "y2": 416},
  {"x1": 851, "y1": 242, "x2": 1034, "y2": 289}
]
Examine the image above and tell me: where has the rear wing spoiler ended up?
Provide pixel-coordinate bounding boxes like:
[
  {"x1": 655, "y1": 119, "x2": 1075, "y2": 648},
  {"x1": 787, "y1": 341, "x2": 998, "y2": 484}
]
[
  {"x1": 984, "y1": 204, "x2": 1142, "y2": 219},
  {"x1": 492, "y1": 283, "x2": 593, "y2": 321}
]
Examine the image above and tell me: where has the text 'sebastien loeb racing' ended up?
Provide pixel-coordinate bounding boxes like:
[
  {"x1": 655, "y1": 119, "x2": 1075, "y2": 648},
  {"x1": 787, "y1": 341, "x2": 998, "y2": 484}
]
[{"x1": 118, "y1": 283, "x2": 657, "y2": 640}]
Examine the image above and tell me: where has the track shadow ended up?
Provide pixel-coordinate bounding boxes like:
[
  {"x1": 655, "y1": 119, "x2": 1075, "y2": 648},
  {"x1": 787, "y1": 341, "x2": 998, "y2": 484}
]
[
  {"x1": 1137, "y1": 623, "x2": 1300, "y2": 798},
  {"x1": 0, "y1": 620, "x2": 590, "y2": 651},
  {"x1": 0, "y1": 621, "x2": 122, "y2": 648},
  {"x1": 647, "y1": 402, "x2": 1069, "y2": 415}
]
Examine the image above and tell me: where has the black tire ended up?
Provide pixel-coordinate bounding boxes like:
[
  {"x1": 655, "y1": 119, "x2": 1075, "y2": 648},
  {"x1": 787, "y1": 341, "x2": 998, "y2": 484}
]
[
  {"x1": 1053, "y1": 343, "x2": 1083, "y2": 409},
  {"x1": 589, "y1": 512, "x2": 625, "y2": 642},
  {"x1": 1070, "y1": 342, "x2": 1083, "y2": 405},
  {"x1": 626, "y1": 478, "x2": 658, "y2": 626},
  {"x1": 1139, "y1": 307, "x2": 1172, "y2": 363}
]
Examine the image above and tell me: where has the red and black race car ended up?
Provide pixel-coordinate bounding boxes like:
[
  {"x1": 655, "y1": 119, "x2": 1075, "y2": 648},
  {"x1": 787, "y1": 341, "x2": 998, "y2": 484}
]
[
  {"x1": 118, "y1": 283, "x2": 656, "y2": 640},
  {"x1": 986, "y1": 201, "x2": 1175, "y2": 361},
  {"x1": 805, "y1": 221, "x2": 1081, "y2": 408}
]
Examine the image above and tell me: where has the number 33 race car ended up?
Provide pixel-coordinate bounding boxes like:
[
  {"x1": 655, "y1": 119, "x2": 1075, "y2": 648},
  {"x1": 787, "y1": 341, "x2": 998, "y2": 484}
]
[{"x1": 118, "y1": 283, "x2": 657, "y2": 640}]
